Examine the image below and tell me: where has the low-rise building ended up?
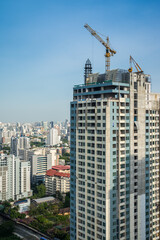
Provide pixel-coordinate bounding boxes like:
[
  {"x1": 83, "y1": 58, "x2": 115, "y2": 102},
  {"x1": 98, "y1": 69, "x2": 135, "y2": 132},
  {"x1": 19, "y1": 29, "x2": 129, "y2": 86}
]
[
  {"x1": 45, "y1": 165, "x2": 70, "y2": 195},
  {"x1": 31, "y1": 196, "x2": 55, "y2": 206},
  {"x1": 14, "y1": 199, "x2": 30, "y2": 213}
]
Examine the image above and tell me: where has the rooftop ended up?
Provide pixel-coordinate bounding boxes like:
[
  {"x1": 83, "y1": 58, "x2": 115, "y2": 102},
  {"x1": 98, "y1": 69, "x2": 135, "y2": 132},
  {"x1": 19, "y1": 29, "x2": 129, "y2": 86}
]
[
  {"x1": 52, "y1": 165, "x2": 70, "y2": 170},
  {"x1": 74, "y1": 69, "x2": 150, "y2": 88},
  {"x1": 32, "y1": 196, "x2": 55, "y2": 204},
  {"x1": 14, "y1": 199, "x2": 29, "y2": 205},
  {"x1": 46, "y1": 169, "x2": 70, "y2": 178}
]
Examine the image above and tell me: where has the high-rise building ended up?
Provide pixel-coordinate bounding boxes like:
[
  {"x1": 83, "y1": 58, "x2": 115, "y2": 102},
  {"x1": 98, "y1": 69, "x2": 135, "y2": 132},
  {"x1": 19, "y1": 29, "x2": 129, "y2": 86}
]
[
  {"x1": 70, "y1": 69, "x2": 160, "y2": 240},
  {"x1": 11, "y1": 137, "x2": 19, "y2": 156},
  {"x1": 45, "y1": 148, "x2": 58, "y2": 166},
  {"x1": 0, "y1": 129, "x2": 3, "y2": 144},
  {"x1": 50, "y1": 121, "x2": 54, "y2": 128},
  {"x1": 19, "y1": 136, "x2": 30, "y2": 149},
  {"x1": 31, "y1": 154, "x2": 52, "y2": 183},
  {"x1": 0, "y1": 154, "x2": 32, "y2": 201},
  {"x1": 11, "y1": 136, "x2": 30, "y2": 157},
  {"x1": 18, "y1": 149, "x2": 34, "y2": 162},
  {"x1": 47, "y1": 128, "x2": 60, "y2": 146},
  {"x1": 42, "y1": 121, "x2": 48, "y2": 131}
]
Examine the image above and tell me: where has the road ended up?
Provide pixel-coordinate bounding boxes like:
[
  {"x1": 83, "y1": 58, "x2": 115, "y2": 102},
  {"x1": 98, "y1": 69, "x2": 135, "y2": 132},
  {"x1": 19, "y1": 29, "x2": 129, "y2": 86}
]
[
  {"x1": 14, "y1": 224, "x2": 44, "y2": 239},
  {"x1": 0, "y1": 215, "x2": 49, "y2": 240}
]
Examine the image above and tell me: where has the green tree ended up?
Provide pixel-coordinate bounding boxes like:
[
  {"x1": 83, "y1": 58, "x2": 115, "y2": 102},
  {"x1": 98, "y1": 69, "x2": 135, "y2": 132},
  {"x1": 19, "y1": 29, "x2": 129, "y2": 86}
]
[
  {"x1": 36, "y1": 184, "x2": 46, "y2": 198},
  {"x1": 20, "y1": 213, "x2": 26, "y2": 219},
  {"x1": 56, "y1": 191, "x2": 63, "y2": 201},
  {"x1": 63, "y1": 195, "x2": 70, "y2": 208},
  {"x1": 10, "y1": 209, "x2": 19, "y2": 219},
  {"x1": 31, "y1": 183, "x2": 46, "y2": 199},
  {"x1": 54, "y1": 229, "x2": 70, "y2": 240},
  {"x1": 63, "y1": 153, "x2": 70, "y2": 157},
  {"x1": 0, "y1": 221, "x2": 14, "y2": 237},
  {"x1": 3, "y1": 201, "x2": 11, "y2": 208}
]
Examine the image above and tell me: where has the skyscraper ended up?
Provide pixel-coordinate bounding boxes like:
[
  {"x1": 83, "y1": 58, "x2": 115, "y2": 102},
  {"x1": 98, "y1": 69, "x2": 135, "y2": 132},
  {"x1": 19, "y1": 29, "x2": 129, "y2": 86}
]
[
  {"x1": 47, "y1": 128, "x2": 60, "y2": 146},
  {"x1": 31, "y1": 154, "x2": 52, "y2": 183},
  {"x1": 70, "y1": 68, "x2": 160, "y2": 240},
  {"x1": 19, "y1": 136, "x2": 30, "y2": 149},
  {"x1": 42, "y1": 121, "x2": 48, "y2": 131},
  {"x1": 11, "y1": 137, "x2": 19, "y2": 156},
  {"x1": 11, "y1": 136, "x2": 30, "y2": 157},
  {"x1": 0, "y1": 154, "x2": 32, "y2": 201}
]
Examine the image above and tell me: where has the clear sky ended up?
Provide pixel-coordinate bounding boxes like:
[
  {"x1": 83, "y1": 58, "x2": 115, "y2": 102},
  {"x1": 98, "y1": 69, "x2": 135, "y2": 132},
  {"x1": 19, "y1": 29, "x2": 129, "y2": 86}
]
[{"x1": 0, "y1": 0, "x2": 160, "y2": 122}]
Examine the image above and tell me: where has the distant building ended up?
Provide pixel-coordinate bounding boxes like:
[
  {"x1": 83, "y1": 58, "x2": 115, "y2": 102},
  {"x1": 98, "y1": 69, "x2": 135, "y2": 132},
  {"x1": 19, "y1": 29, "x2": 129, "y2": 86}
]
[
  {"x1": 45, "y1": 148, "x2": 59, "y2": 166},
  {"x1": 19, "y1": 137, "x2": 30, "y2": 149},
  {"x1": 11, "y1": 136, "x2": 30, "y2": 157},
  {"x1": 31, "y1": 154, "x2": 52, "y2": 184},
  {"x1": 45, "y1": 165, "x2": 70, "y2": 195},
  {"x1": 42, "y1": 121, "x2": 48, "y2": 131},
  {"x1": 0, "y1": 155, "x2": 32, "y2": 201},
  {"x1": 47, "y1": 128, "x2": 60, "y2": 146},
  {"x1": 18, "y1": 149, "x2": 34, "y2": 162},
  {"x1": 0, "y1": 129, "x2": 3, "y2": 144},
  {"x1": 11, "y1": 137, "x2": 19, "y2": 156},
  {"x1": 50, "y1": 121, "x2": 54, "y2": 128}
]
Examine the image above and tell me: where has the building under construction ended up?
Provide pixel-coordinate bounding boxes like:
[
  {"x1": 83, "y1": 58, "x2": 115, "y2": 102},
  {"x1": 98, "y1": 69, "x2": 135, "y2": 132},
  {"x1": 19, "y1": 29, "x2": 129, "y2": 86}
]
[{"x1": 70, "y1": 25, "x2": 160, "y2": 240}]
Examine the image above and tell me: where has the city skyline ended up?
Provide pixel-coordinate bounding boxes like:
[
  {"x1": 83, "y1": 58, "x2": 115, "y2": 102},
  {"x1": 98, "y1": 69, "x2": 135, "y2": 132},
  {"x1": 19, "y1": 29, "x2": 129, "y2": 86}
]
[{"x1": 0, "y1": 0, "x2": 160, "y2": 122}]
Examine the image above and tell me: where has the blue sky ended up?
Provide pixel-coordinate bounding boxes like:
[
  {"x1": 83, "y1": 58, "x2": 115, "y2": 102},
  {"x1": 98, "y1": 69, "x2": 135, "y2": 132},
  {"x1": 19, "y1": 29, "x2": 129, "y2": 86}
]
[{"x1": 0, "y1": 0, "x2": 160, "y2": 122}]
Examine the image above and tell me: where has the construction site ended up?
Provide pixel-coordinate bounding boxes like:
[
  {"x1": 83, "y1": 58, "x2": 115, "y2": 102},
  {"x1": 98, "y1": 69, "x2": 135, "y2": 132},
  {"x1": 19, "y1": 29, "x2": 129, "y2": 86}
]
[{"x1": 70, "y1": 24, "x2": 160, "y2": 240}]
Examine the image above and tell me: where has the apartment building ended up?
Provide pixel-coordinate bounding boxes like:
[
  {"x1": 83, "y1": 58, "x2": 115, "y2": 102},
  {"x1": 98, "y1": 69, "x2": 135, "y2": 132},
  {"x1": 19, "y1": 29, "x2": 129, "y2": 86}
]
[
  {"x1": 31, "y1": 154, "x2": 52, "y2": 183},
  {"x1": 0, "y1": 154, "x2": 32, "y2": 201},
  {"x1": 70, "y1": 68, "x2": 160, "y2": 240},
  {"x1": 45, "y1": 165, "x2": 70, "y2": 195}
]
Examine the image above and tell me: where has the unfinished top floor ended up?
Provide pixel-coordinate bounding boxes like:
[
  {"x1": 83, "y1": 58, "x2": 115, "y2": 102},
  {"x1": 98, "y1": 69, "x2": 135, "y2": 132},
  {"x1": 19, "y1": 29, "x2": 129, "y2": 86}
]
[{"x1": 73, "y1": 69, "x2": 151, "y2": 101}]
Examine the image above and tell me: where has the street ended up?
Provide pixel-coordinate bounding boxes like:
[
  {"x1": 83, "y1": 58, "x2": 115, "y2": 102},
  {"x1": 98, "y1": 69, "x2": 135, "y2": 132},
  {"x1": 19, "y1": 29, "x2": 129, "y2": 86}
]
[
  {"x1": 14, "y1": 224, "x2": 43, "y2": 240},
  {"x1": 0, "y1": 215, "x2": 49, "y2": 240}
]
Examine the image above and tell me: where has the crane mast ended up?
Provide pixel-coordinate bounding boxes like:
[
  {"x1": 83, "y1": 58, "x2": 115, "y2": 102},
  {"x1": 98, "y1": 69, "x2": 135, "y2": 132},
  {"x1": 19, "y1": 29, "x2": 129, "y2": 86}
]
[{"x1": 84, "y1": 24, "x2": 116, "y2": 73}]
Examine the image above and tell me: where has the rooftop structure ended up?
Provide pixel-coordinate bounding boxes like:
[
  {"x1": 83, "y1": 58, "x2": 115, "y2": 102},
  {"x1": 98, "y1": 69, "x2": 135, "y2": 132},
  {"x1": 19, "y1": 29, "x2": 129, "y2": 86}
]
[
  {"x1": 32, "y1": 196, "x2": 55, "y2": 205},
  {"x1": 14, "y1": 199, "x2": 30, "y2": 213}
]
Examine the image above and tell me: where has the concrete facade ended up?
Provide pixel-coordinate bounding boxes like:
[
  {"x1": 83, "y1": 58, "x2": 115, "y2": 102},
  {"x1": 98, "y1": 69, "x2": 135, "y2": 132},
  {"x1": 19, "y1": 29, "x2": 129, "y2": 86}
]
[
  {"x1": 0, "y1": 155, "x2": 32, "y2": 201},
  {"x1": 70, "y1": 69, "x2": 160, "y2": 240},
  {"x1": 45, "y1": 165, "x2": 70, "y2": 195},
  {"x1": 31, "y1": 154, "x2": 52, "y2": 183}
]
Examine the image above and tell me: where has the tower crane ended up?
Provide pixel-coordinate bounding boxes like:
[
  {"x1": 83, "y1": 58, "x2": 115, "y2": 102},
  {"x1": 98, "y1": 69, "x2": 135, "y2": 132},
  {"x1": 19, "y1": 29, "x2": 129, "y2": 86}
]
[
  {"x1": 128, "y1": 55, "x2": 143, "y2": 73},
  {"x1": 84, "y1": 24, "x2": 116, "y2": 73}
]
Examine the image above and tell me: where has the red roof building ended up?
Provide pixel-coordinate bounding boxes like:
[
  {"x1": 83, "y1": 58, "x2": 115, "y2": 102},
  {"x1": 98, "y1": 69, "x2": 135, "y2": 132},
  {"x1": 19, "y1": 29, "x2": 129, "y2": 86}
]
[
  {"x1": 45, "y1": 165, "x2": 70, "y2": 195},
  {"x1": 52, "y1": 165, "x2": 70, "y2": 171},
  {"x1": 46, "y1": 169, "x2": 70, "y2": 178}
]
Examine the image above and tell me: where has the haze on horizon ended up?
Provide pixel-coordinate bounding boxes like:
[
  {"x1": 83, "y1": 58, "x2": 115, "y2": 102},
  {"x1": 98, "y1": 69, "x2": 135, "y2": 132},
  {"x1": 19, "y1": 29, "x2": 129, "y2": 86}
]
[{"x1": 0, "y1": 0, "x2": 160, "y2": 122}]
